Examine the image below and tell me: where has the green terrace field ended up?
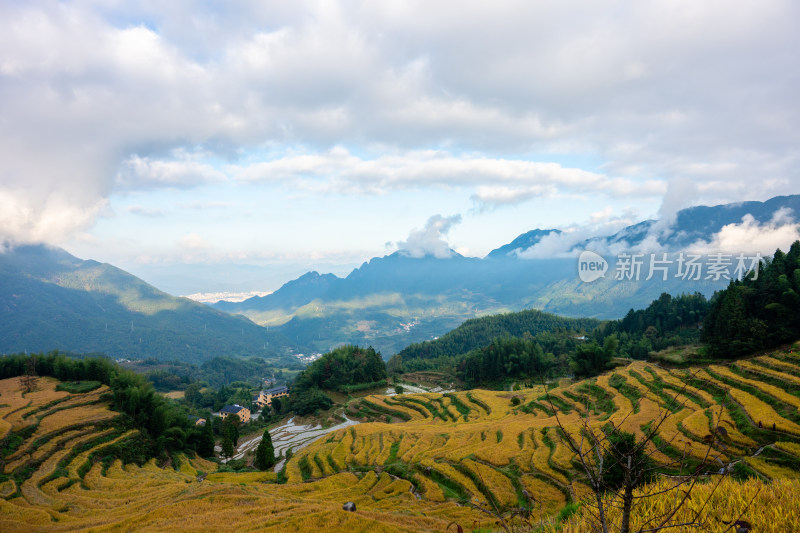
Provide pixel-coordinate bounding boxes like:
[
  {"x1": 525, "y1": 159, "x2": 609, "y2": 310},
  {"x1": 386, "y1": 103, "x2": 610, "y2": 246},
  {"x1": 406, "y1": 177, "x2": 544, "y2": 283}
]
[{"x1": 3, "y1": 345, "x2": 800, "y2": 531}]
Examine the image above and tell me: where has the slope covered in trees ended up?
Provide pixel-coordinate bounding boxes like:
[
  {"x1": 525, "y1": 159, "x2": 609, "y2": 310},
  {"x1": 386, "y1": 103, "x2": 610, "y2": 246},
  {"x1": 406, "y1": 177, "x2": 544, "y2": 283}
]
[
  {"x1": 0, "y1": 245, "x2": 294, "y2": 364},
  {"x1": 392, "y1": 293, "x2": 710, "y2": 386},
  {"x1": 290, "y1": 345, "x2": 387, "y2": 415},
  {"x1": 593, "y1": 292, "x2": 709, "y2": 359},
  {"x1": 394, "y1": 309, "x2": 599, "y2": 366},
  {"x1": 293, "y1": 345, "x2": 386, "y2": 393},
  {"x1": 457, "y1": 336, "x2": 565, "y2": 387},
  {"x1": 704, "y1": 241, "x2": 800, "y2": 358}
]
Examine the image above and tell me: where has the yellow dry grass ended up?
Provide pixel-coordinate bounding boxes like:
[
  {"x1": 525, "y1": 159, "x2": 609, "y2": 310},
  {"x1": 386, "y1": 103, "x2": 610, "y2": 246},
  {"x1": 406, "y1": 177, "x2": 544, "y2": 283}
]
[
  {"x1": 774, "y1": 441, "x2": 800, "y2": 458},
  {"x1": 654, "y1": 367, "x2": 716, "y2": 406},
  {"x1": 746, "y1": 457, "x2": 800, "y2": 480},
  {"x1": 550, "y1": 477, "x2": 800, "y2": 533},
  {"x1": 739, "y1": 359, "x2": 800, "y2": 386},
  {"x1": 32, "y1": 404, "x2": 116, "y2": 439},
  {"x1": 711, "y1": 364, "x2": 800, "y2": 410},
  {"x1": 520, "y1": 475, "x2": 566, "y2": 516},
  {"x1": 698, "y1": 369, "x2": 800, "y2": 436},
  {"x1": 205, "y1": 471, "x2": 277, "y2": 483},
  {"x1": 0, "y1": 377, "x2": 71, "y2": 434},
  {"x1": 461, "y1": 458, "x2": 517, "y2": 508}
]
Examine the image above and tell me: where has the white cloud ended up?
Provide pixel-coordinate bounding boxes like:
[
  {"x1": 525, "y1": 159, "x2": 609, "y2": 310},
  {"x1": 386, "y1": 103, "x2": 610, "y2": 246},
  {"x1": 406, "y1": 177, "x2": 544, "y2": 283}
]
[
  {"x1": 179, "y1": 201, "x2": 234, "y2": 210},
  {"x1": 396, "y1": 214, "x2": 462, "y2": 258},
  {"x1": 522, "y1": 206, "x2": 800, "y2": 261},
  {"x1": 0, "y1": 188, "x2": 107, "y2": 245},
  {"x1": 116, "y1": 155, "x2": 227, "y2": 190},
  {"x1": 516, "y1": 229, "x2": 589, "y2": 259},
  {"x1": 516, "y1": 207, "x2": 645, "y2": 259},
  {"x1": 1, "y1": 0, "x2": 799, "y2": 250},
  {"x1": 589, "y1": 207, "x2": 614, "y2": 225},
  {"x1": 234, "y1": 147, "x2": 665, "y2": 203},
  {"x1": 687, "y1": 209, "x2": 800, "y2": 256}
]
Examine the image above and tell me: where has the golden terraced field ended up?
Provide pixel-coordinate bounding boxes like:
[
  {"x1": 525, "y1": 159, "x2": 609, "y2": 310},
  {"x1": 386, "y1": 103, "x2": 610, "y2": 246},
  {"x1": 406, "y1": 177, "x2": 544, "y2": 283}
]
[{"x1": 3, "y1": 346, "x2": 800, "y2": 531}]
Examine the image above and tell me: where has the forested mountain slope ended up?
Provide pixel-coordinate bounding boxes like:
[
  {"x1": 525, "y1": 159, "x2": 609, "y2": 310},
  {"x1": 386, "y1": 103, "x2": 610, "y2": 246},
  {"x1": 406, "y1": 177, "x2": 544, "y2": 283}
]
[{"x1": 0, "y1": 245, "x2": 293, "y2": 363}]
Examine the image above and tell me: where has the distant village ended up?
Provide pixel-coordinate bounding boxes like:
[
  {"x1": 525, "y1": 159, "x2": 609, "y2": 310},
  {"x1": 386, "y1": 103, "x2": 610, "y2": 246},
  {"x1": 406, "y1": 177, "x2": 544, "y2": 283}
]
[
  {"x1": 292, "y1": 352, "x2": 323, "y2": 364},
  {"x1": 194, "y1": 384, "x2": 290, "y2": 427}
]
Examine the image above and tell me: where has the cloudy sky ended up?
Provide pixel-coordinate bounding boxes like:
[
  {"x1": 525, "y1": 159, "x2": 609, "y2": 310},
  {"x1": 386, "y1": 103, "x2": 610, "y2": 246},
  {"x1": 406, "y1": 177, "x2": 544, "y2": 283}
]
[{"x1": 1, "y1": 1, "x2": 798, "y2": 293}]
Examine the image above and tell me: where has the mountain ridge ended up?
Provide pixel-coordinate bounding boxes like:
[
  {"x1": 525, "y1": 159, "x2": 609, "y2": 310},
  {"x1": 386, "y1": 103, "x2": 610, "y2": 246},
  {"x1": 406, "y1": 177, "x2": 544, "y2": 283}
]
[
  {"x1": 215, "y1": 194, "x2": 800, "y2": 355},
  {"x1": 0, "y1": 244, "x2": 293, "y2": 363}
]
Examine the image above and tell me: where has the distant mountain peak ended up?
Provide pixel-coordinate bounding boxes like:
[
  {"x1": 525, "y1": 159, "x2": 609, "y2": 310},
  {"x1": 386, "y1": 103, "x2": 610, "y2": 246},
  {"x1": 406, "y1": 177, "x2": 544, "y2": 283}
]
[
  {"x1": 395, "y1": 248, "x2": 464, "y2": 260},
  {"x1": 487, "y1": 228, "x2": 561, "y2": 259}
]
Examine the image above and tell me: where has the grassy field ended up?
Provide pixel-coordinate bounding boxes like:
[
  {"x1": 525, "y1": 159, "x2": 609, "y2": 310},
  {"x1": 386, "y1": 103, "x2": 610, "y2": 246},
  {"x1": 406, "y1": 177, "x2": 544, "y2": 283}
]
[{"x1": 3, "y1": 345, "x2": 800, "y2": 531}]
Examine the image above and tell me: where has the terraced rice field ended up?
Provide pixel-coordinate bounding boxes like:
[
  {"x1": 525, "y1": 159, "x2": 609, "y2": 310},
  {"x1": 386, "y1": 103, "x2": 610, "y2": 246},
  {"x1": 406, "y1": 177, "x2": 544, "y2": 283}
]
[
  {"x1": 551, "y1": 476, "x2": 800, "y2": 533},
  {"x1": 2, "y1": 344, "x2": 800, "y2": 531},
  {"x1": 0, "y1": 376, "x2": 476, "y2": 532},
  {"x1": 299, "y1": 347, "x2": 800, "y2": 522}
]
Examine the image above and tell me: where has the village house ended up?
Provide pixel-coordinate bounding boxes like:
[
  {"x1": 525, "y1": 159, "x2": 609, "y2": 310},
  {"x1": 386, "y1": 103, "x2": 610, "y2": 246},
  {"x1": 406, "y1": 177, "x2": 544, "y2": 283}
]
[
  {"x1": 186, "y1": 415, "x2": 206, "y2": 427},
  {"x1": 252, "y1": 385, "x2": 290, "y2": 409},
  {"x1": 219, "y1": 404, "x2": 250, "y2": 424}
]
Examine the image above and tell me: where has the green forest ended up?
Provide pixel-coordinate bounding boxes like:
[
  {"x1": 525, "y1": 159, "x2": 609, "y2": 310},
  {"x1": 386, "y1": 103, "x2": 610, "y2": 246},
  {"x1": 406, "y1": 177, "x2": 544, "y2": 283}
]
[
  {"x1": 391, "y1": 291, "x2": 714, "y2": 388},
  {"x1": 704, "y1": 240, "x2": 800, "y2": 357},
  {"x1": 293, "y1": 345, "x2": 386, "y2": 393},
  {"x1": 392, "y1": 309, "x2": 600, "y2": 369},
  {"x1": 590, "y1": 292, "x2": 709, "y2": 358},
  {"x1": 289, "y1": 345, "x2": 387, "y2": 415}
]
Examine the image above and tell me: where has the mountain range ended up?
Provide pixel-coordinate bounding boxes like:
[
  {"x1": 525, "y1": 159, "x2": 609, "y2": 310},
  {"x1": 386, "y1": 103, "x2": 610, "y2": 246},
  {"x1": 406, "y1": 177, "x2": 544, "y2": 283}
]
[
  {"x1": 216, "y1": 194, "x2": 800, "y2": 355},
  {"x1": 0, "y1": 245, "x2": 293, "y2": 363},
  {"x1": 1, "y1": 194, "x2": 797, "y2": 362}
]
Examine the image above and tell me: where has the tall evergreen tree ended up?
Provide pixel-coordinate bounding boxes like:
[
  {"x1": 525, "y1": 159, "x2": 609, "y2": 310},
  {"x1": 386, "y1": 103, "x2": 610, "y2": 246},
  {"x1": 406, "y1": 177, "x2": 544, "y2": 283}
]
[
  {"x1": 223, "y1": 417, "x2": 239, "y2": 446},
  {"x1": 196, "y1": 422, "x2": 215, "y2": 457},
  {"x1": 255, "y1": 430, "x2": 276, "y2": 470},
  {"x1": 221, "y1": 435, "x2": 234, "y2": 461}
]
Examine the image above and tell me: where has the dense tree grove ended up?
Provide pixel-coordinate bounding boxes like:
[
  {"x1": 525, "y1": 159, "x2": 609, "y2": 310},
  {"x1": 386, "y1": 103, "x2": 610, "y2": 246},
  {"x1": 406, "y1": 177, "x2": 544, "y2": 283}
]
[
  {"x1": 220, "y1": 436, "x2": 234, "y2": 461},
  {"x1": 292, "y1": 345, "x2": 386, "y2": 393},
  {"x1": 0, "y1": 352, "x2": 210, "y2": 458},
  {"x1": 195, "y1": 421, "x2": 216, "y2": 457},
  {"x1": 289, "y1": 387, "x2": 333, "y2": 416},
  {"x1": 222, "y1": 417, "x2": 240, "y2": 447},
  {"x1": 458, "y1": 337, "x2": 561, "y2": 387},
  {"x1": 704, "y1": 241, "x2": 800, "y2": 358},
  {"x1": 197, "y1": 356, "x2": 299, "y2": 388},
  {"x1": 393, "y1": 292, "x2": 713, "y2": 387},
  {"x1": 288, "y1": 345, "x2": 385, "y2": 416},
  {"x1": 572, "y1": 336, "x2": 619, "y2": 378},
  {"x1": 593, "y1": 292, "x2": 709, "y2": 360},
  {"x1": 394, "y1": 309, "x2": 600, "y2": 367}
]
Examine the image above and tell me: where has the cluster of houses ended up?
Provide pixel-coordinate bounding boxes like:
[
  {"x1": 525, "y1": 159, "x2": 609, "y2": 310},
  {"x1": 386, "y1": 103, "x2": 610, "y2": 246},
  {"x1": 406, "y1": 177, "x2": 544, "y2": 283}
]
[
  {"x1": 252, "y1": 385, "x2": 289, "y2": 410},
  {"x1": 216, "y1": 385, "x2": 290, "y2": 425}
]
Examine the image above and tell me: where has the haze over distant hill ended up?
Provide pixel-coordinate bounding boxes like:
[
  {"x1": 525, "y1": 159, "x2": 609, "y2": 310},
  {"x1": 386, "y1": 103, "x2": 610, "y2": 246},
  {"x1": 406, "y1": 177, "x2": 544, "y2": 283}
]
[
  {"x1": 217, "y1": 195, "x2": 800, "y2": 356},
  {"x1": 0, "y1": 245, "x2": 293, "y2": 363},
  {"x1": 2, "y1": 195, "x2": 797, "y2": 362}
]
